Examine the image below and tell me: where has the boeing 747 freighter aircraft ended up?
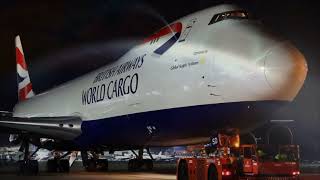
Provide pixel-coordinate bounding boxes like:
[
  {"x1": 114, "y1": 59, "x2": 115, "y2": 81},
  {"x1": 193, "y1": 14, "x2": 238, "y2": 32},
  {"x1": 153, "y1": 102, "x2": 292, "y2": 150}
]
[{"x1": 0, "y1": 4, "x2": 307, "y2": 174}]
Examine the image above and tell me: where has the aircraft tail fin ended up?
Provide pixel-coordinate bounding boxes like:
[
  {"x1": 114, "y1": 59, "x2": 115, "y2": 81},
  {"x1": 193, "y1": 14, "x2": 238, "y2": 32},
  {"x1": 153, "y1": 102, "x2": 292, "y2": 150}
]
[{"x1": 15, "y1": 35, "x2": 35, "y2": 101}]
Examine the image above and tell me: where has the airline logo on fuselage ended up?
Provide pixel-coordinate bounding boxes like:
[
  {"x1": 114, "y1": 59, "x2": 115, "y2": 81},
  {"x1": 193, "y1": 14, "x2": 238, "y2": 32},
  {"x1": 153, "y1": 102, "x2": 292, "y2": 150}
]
[
  {"x1": 143, "y1": 22, "x2": 182, "y2": 55},
  {"x1": 81, "y1": 54, "x2": 146, "y2": 105}
]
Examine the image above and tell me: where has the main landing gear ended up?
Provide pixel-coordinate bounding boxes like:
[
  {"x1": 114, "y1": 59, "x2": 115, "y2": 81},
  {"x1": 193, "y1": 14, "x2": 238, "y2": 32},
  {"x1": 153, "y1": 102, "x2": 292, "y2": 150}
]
[
  {"x1": 46, "y1": 152, "x2": 71, "y2": 173},
  {"x1": 128, "y1": 148, "x2": 153, "y2": 171},
  {"x1": 17, "y1": 138, "x2": 39, "y2": 175},
  {"x1": 16, "y1": 137, "x2": 74, "y2": 175},
  {"x1": 81, "y1": 151, "x2": 108, "y2": 172},
  {"x1": 80, "y1": 148, "x2": 154, "y2": 172}
]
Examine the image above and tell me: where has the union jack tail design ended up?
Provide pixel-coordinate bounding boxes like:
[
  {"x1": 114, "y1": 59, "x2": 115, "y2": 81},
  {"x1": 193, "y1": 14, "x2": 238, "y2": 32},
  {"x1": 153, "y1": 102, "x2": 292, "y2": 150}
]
[{"x1": 15, "y1": 35, "x2": 34, "y2": 101}]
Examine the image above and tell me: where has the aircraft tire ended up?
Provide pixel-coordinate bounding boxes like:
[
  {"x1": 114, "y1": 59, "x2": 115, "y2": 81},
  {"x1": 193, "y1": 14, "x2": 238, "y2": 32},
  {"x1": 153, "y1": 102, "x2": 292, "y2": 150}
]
[
  {"x1": 47, "y1": 159, "x2": 58, "y2": 172},
  {"x1": 58, "y1": 159, "x2": 70, "y2": 173},
  {"x1": 177, "y1": 160, "x2": 188, "y2": 180},
  {"x1": 97, "y1": 159, "x2": 108, "y2": 171},
  {"x1": 128, "y1": 159, "x2": 143, "y2": 171},
  {"x1": 128, "y1": 159, "x2": 134, "y2": 171},
  {"x1": 29, "y1": 160, "x2": 39, "y2": 175},
  {"x1": 86, "y1": 159, "x2": 97, "y2": 172},
  {"x1": 17, "y1": 160, "x2": 39, "y2": 175},
  {"x1": 143, "y1": 159, "x2": 153, "y2": 171},
  {"x1": 208, "y1": 165, "x2": 218, "y2": 180}
]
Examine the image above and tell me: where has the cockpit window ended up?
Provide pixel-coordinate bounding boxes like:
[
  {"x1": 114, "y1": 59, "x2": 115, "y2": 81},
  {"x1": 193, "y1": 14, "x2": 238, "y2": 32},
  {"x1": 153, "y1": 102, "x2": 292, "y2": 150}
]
[{"x1": 208, "y1": 10, "x2": 249, "y2": 25}]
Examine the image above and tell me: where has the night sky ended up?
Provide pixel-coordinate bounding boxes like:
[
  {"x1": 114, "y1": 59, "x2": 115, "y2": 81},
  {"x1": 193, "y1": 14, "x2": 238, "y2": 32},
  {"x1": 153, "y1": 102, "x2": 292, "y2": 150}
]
[{"x1": 0, "y1": 0, "x2": 319, "y2": 159}]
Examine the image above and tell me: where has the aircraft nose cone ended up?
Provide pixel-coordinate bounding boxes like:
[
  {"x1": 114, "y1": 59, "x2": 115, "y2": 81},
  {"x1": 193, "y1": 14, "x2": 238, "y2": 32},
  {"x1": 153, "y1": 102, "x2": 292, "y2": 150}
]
[{"x1": 264, "y1": 41, "x2": 308, "y2": 101}]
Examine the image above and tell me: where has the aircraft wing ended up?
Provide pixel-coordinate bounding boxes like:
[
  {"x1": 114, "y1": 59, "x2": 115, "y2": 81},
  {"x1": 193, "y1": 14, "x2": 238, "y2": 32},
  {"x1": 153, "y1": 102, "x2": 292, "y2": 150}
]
[
  {"x1": 0, "y1": 36, "x2": 82, "y2": 142},
  {"x1": 0, "y1": 111, "x2": 82, "y2": 140}
]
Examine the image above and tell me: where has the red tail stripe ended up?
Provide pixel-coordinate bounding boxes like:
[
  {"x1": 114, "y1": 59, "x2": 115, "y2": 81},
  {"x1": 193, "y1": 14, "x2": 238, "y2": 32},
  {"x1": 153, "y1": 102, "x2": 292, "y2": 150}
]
[
  {"x1": 143, "y1": 22, "x2": 182, "y2": 43},
  {"x1": 19, "y1": 83, "x2": 33, "y2": 101},
  {"x1": 16, "y1": 47, "x2": 27, "y2": 70}
]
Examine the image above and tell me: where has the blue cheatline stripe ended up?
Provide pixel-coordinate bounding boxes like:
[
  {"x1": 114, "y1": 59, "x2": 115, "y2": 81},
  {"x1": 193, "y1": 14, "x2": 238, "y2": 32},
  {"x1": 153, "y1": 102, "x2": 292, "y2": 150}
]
[
  {"x1": 154, "y1": 32, "x2": 181, "y2": 55},
  {"x1": 74, "y1": 100, "x2": 288, "y2": 149}
]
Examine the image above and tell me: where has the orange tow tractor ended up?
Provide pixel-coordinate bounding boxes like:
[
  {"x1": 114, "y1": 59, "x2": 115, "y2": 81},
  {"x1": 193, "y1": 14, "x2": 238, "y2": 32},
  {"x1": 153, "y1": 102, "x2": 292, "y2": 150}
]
[{"x1": 176, "y1": 129, "x2": 300, "y2": 180}]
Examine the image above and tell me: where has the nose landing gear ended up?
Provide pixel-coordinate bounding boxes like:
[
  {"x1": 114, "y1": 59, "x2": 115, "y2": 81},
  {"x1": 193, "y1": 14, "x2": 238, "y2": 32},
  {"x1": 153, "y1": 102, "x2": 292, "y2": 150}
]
[{"x1": 128, "y1": 148, "x2": 154, "y2": 171}]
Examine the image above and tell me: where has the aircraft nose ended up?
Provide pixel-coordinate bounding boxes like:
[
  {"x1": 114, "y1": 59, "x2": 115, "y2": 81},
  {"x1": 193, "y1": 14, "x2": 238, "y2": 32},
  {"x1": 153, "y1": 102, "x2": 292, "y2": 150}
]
[{"x1": 264, "y1": 41, "x2": 308, "y2": 101}]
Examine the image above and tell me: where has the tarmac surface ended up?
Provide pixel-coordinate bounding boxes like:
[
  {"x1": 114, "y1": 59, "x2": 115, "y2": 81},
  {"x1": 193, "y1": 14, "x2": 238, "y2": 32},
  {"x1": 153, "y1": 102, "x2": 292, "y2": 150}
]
[
  {"x1": 0, "y1": 172, "x2": 320, "y2": 180},
  {"x1": 0, "y1": 172, "x2": 175, "y2": 180},
  {"x1": 0, "y1": 160, "x2": 320, "y2": 179}
]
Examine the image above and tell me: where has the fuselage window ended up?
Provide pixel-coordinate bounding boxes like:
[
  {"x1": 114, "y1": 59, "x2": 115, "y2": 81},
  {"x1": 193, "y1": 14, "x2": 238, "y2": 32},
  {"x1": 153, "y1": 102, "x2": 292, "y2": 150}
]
[{"x1": 208, "y1": 10, "x2": 249, "y2": 25}]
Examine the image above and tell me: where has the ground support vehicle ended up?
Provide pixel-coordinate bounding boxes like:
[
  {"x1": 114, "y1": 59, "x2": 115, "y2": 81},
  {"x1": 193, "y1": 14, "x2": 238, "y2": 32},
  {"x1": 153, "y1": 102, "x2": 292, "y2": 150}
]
[{"x1": 176, "y1": 129, "x2": 300, "y2": 180}]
